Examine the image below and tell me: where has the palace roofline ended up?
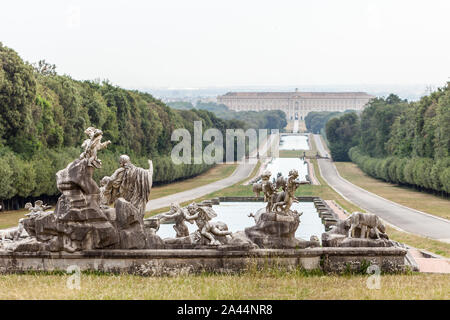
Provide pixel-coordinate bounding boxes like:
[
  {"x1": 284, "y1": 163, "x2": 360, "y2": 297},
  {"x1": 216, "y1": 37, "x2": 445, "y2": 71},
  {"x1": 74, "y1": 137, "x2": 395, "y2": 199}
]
[{"x1": 219, "y1": 92, "x2": 375, "y2": 99}]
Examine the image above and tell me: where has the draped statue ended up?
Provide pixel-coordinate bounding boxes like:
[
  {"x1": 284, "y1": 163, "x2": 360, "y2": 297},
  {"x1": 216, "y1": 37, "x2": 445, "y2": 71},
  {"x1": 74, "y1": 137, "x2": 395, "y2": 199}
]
[{"x1": 101, "y1": 155, "x2": 153, "y2": 213}]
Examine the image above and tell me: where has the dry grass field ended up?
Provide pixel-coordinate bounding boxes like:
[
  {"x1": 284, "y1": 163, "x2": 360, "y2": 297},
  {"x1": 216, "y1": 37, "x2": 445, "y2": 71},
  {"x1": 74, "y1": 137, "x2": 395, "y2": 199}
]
[{"x1": 0, "y1": 271, "x2": 448, "y2": 299}]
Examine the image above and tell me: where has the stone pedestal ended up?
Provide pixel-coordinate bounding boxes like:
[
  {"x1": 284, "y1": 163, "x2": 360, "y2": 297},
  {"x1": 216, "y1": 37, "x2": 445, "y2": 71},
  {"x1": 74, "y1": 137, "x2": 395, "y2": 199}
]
[{"x1": 245, "y1": 209, "x2": 319, "y2": 249}]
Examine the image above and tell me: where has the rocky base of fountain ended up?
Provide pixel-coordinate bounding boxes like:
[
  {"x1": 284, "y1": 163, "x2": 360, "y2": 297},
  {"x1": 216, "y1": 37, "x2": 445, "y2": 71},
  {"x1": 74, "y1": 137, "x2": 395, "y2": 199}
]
[{"x1": 244, "y1": 209, "x2": 320, "y2": 249}]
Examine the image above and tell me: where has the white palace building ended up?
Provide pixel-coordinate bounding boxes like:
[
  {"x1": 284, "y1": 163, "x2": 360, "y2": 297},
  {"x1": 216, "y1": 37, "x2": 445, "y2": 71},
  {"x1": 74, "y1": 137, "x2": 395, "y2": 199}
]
[{"x1": 217, "y1": 89, "x2": 374, "y2": 120}]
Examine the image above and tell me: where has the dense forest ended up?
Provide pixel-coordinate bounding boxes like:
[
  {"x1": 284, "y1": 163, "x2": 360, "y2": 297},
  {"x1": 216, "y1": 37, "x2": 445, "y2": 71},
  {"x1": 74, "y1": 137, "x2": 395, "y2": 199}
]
[
  {"x1": 324, "y1": 89, "x2": 450, "y2": 195},
  {"x1": 167, "y1": 101, "x2": 287, "y2": 130},
  {"x1": 0, "y1": 43, "x2": 285, "y2": 210}
]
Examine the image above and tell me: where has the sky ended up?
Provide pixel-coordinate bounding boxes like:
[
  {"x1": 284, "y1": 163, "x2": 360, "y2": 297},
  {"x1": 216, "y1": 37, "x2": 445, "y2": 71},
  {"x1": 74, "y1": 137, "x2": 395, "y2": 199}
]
[{"x1": 1, "y1": 0, "x2": 449, "y2": 89}]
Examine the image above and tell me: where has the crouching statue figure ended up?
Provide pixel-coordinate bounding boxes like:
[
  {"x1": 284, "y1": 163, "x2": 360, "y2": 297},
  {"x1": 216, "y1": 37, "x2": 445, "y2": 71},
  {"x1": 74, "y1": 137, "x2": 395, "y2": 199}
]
[
  {"x1": 322, "y1": 211, "x2": 392, "y2": 247},
  {"x1": 186, "y1": 202, "x2": 232, "y2": 246}
]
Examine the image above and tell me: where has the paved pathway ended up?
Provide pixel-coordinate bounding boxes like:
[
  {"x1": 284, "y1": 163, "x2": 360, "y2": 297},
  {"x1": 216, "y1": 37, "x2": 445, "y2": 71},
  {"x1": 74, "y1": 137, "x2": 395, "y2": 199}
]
[
  {"x1": 313, "y1": 134, "x2": 450, "y2": 243},
  {"x1": 146, "y1": 134, "x2": 278, "y2": 212}
]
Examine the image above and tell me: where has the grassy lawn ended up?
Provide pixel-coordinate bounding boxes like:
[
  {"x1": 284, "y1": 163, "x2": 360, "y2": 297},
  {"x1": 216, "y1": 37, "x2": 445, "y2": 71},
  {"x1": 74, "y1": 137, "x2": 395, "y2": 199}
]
[
  {"x1": 335, "y1": 162, "x2": 450, "y2": 221},
  {"x1": 386, "y1": 226, "x2": 450, "y2": 258},
  {"x1": 0, "y1": 209, "x2": 28, "y2": 230},
  {"x1": 0, "y1": 271, "x2": 448, "y2": 299}
]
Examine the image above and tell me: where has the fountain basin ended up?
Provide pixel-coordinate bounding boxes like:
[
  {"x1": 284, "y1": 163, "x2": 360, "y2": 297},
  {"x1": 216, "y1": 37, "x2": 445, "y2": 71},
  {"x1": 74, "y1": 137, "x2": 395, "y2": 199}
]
[{"x1": 0, "y1": 247, "x2": 408, "y2": 274}]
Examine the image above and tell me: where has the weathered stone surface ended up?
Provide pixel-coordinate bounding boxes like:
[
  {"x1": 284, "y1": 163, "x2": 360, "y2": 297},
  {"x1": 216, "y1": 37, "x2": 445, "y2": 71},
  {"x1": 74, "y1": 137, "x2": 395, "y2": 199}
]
[
  {"x1": 322, "y1": 212, "x2": 394, "y2": 247},
  {"x1": 0, "y1": 247, "x2": 407, "y2": 275},
  {"x1": 245, "y1": 209, "x2": 319, "y2": 249},
  {"x1": 1, "y1": 238, "x2": 47, "y2": 252},
  {"x1": 112, "y1": 198, "x2": 148, "y2": 249},
  {"x1": 145, "y1": 233, "x2": 165, "y2": 249},
  {"x1": 57, "y1": 158, "x2": 100, "y2": 196},
  {"x1": 9, "y1": 128, "x2": 157, "y2": 253}
]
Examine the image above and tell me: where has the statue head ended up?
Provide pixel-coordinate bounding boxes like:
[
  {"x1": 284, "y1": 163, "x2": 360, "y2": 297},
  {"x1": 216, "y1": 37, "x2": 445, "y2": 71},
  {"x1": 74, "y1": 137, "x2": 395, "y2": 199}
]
[
  {"x1": 84, "y1": 127, "x2": 96, "y2": 138},
  {"x1": 93, "y1": 128, "x2": 103, "y2": 138},
  {"x1": 288, "y1": 169, "x2": 299, "y2": 179},
  {"x1": 24, "y1": 202, "x2": 33, "y2": 210},
  {"x1": 169, "y1": 202, "x2": 181, "y2": 213},
  {"x1": 187, "y1": 202, "x2": 198, "y2": 214},
  {"x1": 119, "y1": 155, "x2": 131, "y2": 167},
  {"x1": 261, "y1": 170, "x2": 271, "y2": 181}
]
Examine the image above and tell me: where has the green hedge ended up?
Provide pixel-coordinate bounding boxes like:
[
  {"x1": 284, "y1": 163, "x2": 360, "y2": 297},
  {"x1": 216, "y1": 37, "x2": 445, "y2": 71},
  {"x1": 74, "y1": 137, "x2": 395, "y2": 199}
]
[{"x1": 348, "y1": 146, "x2": 450, "y2": 194}]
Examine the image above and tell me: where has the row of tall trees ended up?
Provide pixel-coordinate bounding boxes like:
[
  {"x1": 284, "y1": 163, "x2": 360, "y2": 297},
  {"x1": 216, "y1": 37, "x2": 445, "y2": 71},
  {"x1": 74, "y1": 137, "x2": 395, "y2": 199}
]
[
  {"x1": 325, "y1": 112, "x2": 360, "y2": 161},
  {"x1": 168, "y1": 101, "x2": 288, "y2": 131},
  {"x1": 305, "y1": 110, "x2": 357, "y2": 135},
  {"x1": 324, "y1": 88, "x2": 450, "y2": 195},
  {"x1": 0, "y1": 43, "x2": 256, "y2": 209}
]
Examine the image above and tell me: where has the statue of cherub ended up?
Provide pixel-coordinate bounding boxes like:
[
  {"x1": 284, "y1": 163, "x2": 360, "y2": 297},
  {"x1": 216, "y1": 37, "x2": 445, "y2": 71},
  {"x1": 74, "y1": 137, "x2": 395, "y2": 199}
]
[
  {"x1": 185, "y1": 202, "x2": 232, "y2": 246},
  {"x1": 80, "y1": 127, "x2": 111, "y2": 168},
  {"x1": 24, "y1": 200, "x2": 51, "y2": 217},
  {"x1": 260, "y1": 171, "x2": 276, "y2": 212},
  {"x1": 271, "y1": 169, "x2": 310, "y2": 213},
  {"x1": 159, "y1": 203, "x2": 193, "y2": 238}
]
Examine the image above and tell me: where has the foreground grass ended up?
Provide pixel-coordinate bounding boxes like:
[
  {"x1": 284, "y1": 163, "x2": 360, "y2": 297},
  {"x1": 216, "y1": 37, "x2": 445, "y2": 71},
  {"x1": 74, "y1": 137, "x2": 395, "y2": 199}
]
[
  {"x1": 0, "y1": 272, "x2": 448, "y2": 299},
  {"x1": 335, "y1": 162, "x2": 450, "y2": 220}
]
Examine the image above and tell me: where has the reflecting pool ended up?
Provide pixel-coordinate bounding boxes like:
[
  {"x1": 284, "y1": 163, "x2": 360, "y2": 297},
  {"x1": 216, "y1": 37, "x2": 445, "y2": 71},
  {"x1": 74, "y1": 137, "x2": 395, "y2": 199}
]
[
  {"x1": 279, "y1": 135, "x2": 309, "y2": 150},
  {"x1": 157, "y1": 201, "x2": 324, "y2": 241},
  {"x1": 265, "y1": 157, "x2": 308, "y2": 180}
]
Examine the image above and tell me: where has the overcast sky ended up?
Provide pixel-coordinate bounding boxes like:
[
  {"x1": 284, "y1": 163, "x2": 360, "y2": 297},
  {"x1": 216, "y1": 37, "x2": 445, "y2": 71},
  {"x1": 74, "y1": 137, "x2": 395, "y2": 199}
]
[{"x1": 1, "y1": 0, "x2": 449, "y2": 89}]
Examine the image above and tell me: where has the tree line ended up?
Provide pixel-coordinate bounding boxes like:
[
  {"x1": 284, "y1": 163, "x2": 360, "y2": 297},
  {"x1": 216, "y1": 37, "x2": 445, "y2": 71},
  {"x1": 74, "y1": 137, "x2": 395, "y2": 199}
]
[
  {"x1": 0, "y1": 43, "x2": 282, "y2": 210},
  {"x1": 324, "y1": 88, "x2": 450, "y2": 195},
  {"x1": 168, "y1": 101, "x2": 288, "y2": 131}
]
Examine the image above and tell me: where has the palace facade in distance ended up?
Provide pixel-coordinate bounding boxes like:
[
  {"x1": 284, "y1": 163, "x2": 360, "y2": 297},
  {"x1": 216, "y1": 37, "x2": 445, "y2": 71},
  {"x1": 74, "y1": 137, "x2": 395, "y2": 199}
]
[{"x1": 217, "y1": 89, "x2": 374, "y2": 120}]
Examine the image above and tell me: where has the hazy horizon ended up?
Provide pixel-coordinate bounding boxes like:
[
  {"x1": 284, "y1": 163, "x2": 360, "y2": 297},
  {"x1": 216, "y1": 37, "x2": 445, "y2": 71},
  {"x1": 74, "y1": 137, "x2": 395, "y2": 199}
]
[{"x1": 1, "y1": 0, "x2": 449, "y2": 91}]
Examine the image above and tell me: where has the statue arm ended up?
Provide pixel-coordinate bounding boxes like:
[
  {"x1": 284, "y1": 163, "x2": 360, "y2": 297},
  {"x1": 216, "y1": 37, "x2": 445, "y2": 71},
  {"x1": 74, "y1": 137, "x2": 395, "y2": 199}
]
[
  {"x1": 99, "y1": 140, "x2": 111, "y2": 150},
  {"x1": 211, "y1": 226, "x2": 232, "y2": 236},
  {"x1": 108, "y1": 167, "x2": 125, "y2": 188},
  {"x1": 185, "y1": 211, "x2": 199, "y2": 221},
  {"x1": 161, "y1": 210, "x2": 179, "y2": 219}
]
